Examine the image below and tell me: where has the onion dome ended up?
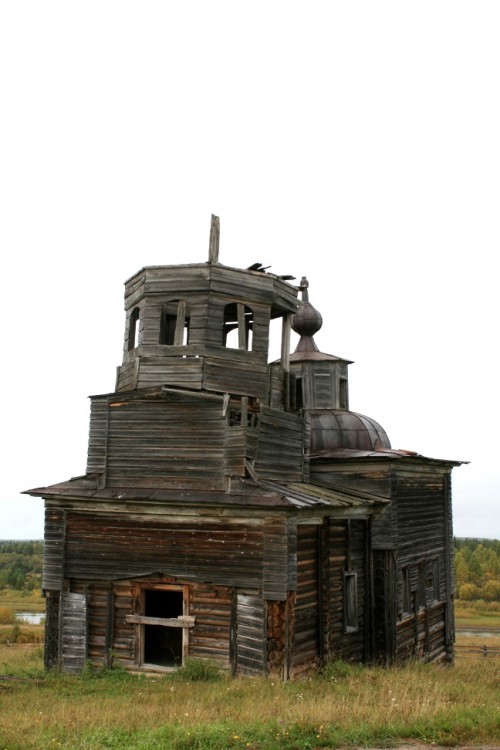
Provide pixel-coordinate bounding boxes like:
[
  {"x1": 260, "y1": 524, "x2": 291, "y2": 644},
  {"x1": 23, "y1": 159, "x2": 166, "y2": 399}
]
[
  {"x1": 290, "y1": 277, "x2": 348, "y2": 362},
  {"x1": 309, "y1": 410, "x2": 391, "y2": 455}
]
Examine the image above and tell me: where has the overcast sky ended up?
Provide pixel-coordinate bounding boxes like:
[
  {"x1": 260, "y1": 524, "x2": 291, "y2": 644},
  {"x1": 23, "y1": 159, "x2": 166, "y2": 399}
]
[{"x1": 1, "y1": 1, "x2": 499, "y2": 540}]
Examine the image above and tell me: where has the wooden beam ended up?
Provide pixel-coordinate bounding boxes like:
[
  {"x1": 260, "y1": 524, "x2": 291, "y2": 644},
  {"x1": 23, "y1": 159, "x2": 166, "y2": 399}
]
[
  {"x1": 208, "y1": 214, "x2": 220, "y2": 263},
  {"x1": 125, "y1": 614, "x2": 195, "y2": 628}
]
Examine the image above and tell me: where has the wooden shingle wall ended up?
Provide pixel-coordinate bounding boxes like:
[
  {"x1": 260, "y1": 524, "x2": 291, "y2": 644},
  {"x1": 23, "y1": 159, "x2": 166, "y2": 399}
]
[
  {"x1": 87, "y1": 394, "x2": 227, "y2": 491},
  {"x1": 253, "y1": 406, "x2": 304, "y2": 481}
]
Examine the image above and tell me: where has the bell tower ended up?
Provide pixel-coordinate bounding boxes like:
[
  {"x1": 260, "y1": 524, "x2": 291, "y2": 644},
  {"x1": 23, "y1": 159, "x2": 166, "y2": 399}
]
[{"x1": 115, "y1": 216, "x2": 299, "y2": 400}]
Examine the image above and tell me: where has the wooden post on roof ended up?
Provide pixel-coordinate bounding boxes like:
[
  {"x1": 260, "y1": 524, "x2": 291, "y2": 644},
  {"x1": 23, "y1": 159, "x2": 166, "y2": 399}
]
[{"x1": 208, "y1": 214, "x2": 220, "y2": 263}]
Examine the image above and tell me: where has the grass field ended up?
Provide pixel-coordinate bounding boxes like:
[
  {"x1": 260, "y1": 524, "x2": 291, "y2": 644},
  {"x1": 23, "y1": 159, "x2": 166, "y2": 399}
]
[
  {"x1": 0, "y1": 597, "x2": 498, "y2": 750},
  {"x1": 1, "y1": 640, "x2": 499, "y2": 750}
]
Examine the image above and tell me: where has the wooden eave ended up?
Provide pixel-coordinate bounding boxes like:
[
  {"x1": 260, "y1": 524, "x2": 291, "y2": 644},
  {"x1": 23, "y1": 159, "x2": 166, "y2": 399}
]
[
  {"x1": 310, "y1": 448, "x2": 465, "y2": 469},
  {"x1": 24, "y1": 475, "x2": 388, "y2": 512},
  {"x1": 123, "y1": 262, "x2": 299, "y2": 314}
]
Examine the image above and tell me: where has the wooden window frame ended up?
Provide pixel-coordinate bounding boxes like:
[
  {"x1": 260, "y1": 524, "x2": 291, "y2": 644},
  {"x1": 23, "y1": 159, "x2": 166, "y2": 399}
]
[
  {"x1": 159, "y1": 300, "x2": 190, "y2": 346},
  {"x1": 222, "y1": 303, "x2": 254, "y2": 350},
  {"x1": 126, "y1": 583, "x2": 194, "y2": 670},
  {"x1": 128, "y1": 307, "x2": 140, "y2": 350}
]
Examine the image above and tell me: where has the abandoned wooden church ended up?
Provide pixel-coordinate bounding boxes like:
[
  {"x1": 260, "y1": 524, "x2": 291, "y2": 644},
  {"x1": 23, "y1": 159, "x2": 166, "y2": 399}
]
[{"x1": 26, "y1": 217, "x2": 461, "y2": 677}]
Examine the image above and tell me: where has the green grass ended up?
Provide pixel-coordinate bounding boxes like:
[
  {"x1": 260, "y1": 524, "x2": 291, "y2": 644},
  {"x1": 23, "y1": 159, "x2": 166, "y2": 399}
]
[{"x1": 0, "y1": 649, "x2": 498, "y2": 750}]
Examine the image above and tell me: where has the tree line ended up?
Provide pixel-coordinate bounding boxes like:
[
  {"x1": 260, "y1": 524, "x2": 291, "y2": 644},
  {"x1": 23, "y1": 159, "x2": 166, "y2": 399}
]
[
  {"x1": 0, "y1": 540, "x2": 43, "y2": 591},
  {"x1": 0, "y1": 538, "x2": 499, "y2": 601},
  {"x1": 454, "y1": 537, "x2": 500, "y2": 601}
]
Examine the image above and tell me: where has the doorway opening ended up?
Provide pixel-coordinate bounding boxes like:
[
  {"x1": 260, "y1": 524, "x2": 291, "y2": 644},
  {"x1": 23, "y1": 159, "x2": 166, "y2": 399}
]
[{"x1": 143, "y1": 588, "x2": 184, "y2": 667}]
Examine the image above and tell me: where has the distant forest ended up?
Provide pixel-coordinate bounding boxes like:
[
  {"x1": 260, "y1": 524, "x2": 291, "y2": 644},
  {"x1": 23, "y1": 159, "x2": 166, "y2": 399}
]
[
  {"x1": 0, "y1": 540, "x2": 43, "y2": 591},
  {"x1": 0, "y1": 538, "x2": 499, "y2": 601},
  {"x1": 454, "y1": 537, "x2": 500, "y2": 601}
]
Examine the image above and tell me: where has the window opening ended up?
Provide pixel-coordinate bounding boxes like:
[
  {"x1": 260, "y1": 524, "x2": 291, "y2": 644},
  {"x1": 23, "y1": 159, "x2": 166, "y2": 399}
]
[
  {"x1": 429, "y1": 558, "x2": 440, "y2": 602},
  {"x1": 339, "y1": 377, "x2": 348, "y2": 409},
  {"x1": 143, "y1": 589, "x2": 184, "y2": 668},
  {"x1": 223, "y1": 303, "x2": 253, "y2": 350},
  {"x1": 294, "y1": 375, "x2": 303, "y2": 409},
  {"x1": 159, "y1": 300, "x2": 190, "y2": 346},
  {"x1": 343, "y1": 571, "x2": 358, "y2": 632},
  {"x1": 417, "y1": 561, "x2": 426, "y2": 609},
  {"x1": 268, "y1": 314, "x2": 283, "y2": 362},
  {"x1": 128, "y1": 307, "x2": 140, "y2": 350},
  {"x1": 402, "y1": 566, "x2": 411, "y2": 615}
]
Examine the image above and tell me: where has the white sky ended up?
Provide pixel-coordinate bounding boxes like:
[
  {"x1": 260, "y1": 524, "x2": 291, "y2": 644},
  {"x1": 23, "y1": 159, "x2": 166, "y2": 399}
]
[{"x1": 1, "y1": 1, "x2": 499, "y2": 540}]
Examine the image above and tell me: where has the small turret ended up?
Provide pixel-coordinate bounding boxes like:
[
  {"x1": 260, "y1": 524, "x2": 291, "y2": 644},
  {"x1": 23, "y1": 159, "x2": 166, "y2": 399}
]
[{"x1": 289, "y1": 277, "x2": 352, "y2": 410}]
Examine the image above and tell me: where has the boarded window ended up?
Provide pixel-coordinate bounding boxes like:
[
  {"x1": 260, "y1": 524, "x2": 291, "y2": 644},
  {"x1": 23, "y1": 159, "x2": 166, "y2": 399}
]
[
  {"x1": 223, "y1": 303, "x2": 253, "y2": 350},
  {"x1": 343, "y1": 571, "x2": 358, "y2": 632}
]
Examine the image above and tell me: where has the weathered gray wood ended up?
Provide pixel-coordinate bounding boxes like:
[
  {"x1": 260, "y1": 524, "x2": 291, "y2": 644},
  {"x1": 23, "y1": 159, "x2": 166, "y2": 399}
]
[
  {"x1": 125, "y1": 615, "x2": 195, "y2": 627},
  {"x1": 208, "y1": 215, "x2": 220, "y2": 263},
  {"x1": 236, "y1": 594, "x2": 266, "y2": 676},
  {"x1": 60, "y1": 592, "x2": 88, "y2": 674}
]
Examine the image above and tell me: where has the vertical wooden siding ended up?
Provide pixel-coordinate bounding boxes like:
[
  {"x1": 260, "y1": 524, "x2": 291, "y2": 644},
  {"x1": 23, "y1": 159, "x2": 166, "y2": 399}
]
[
  {"x1": 290, "y1": 525, "x2": 320, "y2": 677},
  {"x1": 326, "y1": 519, "x2": 367, "y2": 663},
  {"x1": 42, "y1": 507, "x2": 65, "y2": 591},
  {"x1": 60, "y1": 592, "x2": 88, "y2": 674},
  {"x1": 236, "y1": 594, "x2": 266, "y2": 676}
]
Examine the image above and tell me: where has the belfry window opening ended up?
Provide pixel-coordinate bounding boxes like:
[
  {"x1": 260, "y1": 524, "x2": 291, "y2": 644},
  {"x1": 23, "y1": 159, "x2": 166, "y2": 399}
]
[
  {"x1": 223, "y1": 303, "x2": 253, "y2": 350},
  {"x1": 128, "y1": 307, "x2": 140, "y2": 350},
  {"x1": 160, "y1": 300, "x2": 190, "y2": 346}
]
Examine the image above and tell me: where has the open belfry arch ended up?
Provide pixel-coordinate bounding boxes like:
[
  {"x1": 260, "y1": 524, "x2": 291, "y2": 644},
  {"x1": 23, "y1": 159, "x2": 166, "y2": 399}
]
[{"x1": 26, "y1": 217, "x2": 462, "y2": 676}]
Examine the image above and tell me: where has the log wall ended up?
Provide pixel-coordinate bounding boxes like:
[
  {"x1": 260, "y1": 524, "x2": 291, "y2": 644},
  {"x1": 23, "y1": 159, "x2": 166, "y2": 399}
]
[{"x1": 43, "y1": 506, "x2": 290, "y2": 601}]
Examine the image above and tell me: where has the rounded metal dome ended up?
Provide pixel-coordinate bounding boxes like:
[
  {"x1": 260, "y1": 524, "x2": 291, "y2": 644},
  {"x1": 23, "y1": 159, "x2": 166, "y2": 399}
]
[{"x1": 309, "y1": 410, "x2": 391, "y2": 454}]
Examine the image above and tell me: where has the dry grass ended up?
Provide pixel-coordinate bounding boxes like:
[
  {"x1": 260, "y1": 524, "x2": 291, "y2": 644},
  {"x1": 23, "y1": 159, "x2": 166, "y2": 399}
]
[
  {"x1": 0, "y1": 645, "x2": 498, "y2": 750},
  {"x1": 0, "y1": 588, "x2": 45, "y2": 612}
]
